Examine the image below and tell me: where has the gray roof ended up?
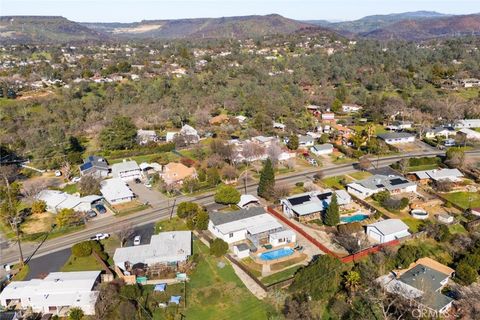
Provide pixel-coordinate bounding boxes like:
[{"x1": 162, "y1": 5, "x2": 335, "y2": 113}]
[
  {"x1": 235, "y1": 243, "x2": 250, "y2": 251},
  {"x1": 399, "y1": 264, "x2": 453, "y2": 311},
  {"x1": 298, "y1": 135, "x2": 315, "y2": 143},
  {"x1": 312, "y1": 143, "x2": 333, "y2": 151},
  {"x1": 282, "y1": 190, "x2": 351, "y2": 216},
  {"x1": 353, "y1": 174, "x2": 416, "y2": 192},
  {"x1": 367, "y1": 219, "x2": 409, "y2": 235},
  {"x1": 377, "y1": 132, "x2": 415, "y2": 140},
  {"x1": 209, "y1": 207, "x2": 265, "y2": 226}
]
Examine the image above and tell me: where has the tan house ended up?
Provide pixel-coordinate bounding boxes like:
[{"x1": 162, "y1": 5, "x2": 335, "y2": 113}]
[{"x1": 162, "y1": 163, "x2": 197, "y2": 185}]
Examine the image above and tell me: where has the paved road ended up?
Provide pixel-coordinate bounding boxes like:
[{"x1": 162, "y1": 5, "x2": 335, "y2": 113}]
[{"x1": 2, "y1": 149, "x2": 479, "y2": 265}]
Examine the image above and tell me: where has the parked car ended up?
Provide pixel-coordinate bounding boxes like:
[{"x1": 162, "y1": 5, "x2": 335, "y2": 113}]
[
  {"x1": 86, "y1": 210, "x2": 97, "y2": 219},
  {"x1": 144, "y1": 182, "x2": 152, "y2": 188},
  {"x1": 54, "y1": 170, "x2": 62, "y2": 177},
  {"x1": 133, "y1": 235, "x2": 141, "y2": 246},
  {"x1": 134, "y1": 178, "x2": 141, "y2": 184},
  {"x1": 95, "y1": 204, "x2": 107, "y2": 214},
  {"x1": 89, "y1": 233, "x2": 110, "y2": 241},
  {"x1": 71, "y1": 176, "x2": 81, "y2": 183}
]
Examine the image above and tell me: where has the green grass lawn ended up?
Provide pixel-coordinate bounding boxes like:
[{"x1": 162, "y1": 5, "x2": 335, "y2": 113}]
[
  {"x1": 441, "y1": 192, "x2": 480, "y2": 210},
  {"x1": 155, "y1": 217, "x2": 188, "y2": 233},
  {"x1": 321, "y1": 175, "x2": 352, "y2": 190},
  {"x1": 348, "y1": 171, "x2": 372, "y2": 180},
  {"x1": 407, "y1": 164, "x2": 439, "y2": 172},
  {"x1": 60, "y1": 183, "x2": 78, "y2": 194},
  {"x1": 261, "y1": 265, "x2": 301, "y2": 286},
  {"x1": 12, "y1": 264, "x2": 30, "y2": 281},
  {"x1": 183, "y1": 241, "x2": 272, "y2": 320},
  {"x1": 60, "y1": 254, "x2": 104, "y2": 272},
  {"x1": 449, "y1": 223, "x2": 468, "y2": 235},
  {"x1": 401, "y1": 217, "x2": 425, "y2": 233}
]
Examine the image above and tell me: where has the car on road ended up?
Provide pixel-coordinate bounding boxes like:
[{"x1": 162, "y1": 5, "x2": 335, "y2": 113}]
[
  {"x1": 134, "y1": 178, "x2": 142, "y2": 184},
  {"x1": 90, "y1": 233, "x2": 110, "y2": 241},
  {"x1": 86, "y1": 210, "x2": 97, "y2": 219},
  {"x1": 95, "y1": 204, "x2": 107, "y2": 214},
  {"x1": 133, "y1": 235, "x2": 141, "y2": 246}
]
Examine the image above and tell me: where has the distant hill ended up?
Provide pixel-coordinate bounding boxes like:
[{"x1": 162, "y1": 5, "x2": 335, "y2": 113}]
[
  {"x1": 307, "y1": 11, "x2": 449, "y2": 34},
  {"x1": 0, "y1": 16, "x2": 106, "y2": 43},
  {"x1": 362, "y1": 14, "x2": 480, "y2": 41},
  {"x1": 83, "y1": 14, "x2": 317, "y2": 39}
]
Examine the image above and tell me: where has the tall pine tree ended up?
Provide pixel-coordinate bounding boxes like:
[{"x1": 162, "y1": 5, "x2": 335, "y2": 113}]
[
  {"x1": 324, "y1": 193, "x2": 340, "y2": 226},
  {"x1": 257, "y1": 158, "x2": 275, "y2": 200}
]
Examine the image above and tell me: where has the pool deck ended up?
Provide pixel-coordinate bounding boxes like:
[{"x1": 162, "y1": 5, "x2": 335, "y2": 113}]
[{"x1": 251, "y1": 243, "x2": 299, "y2": 265}]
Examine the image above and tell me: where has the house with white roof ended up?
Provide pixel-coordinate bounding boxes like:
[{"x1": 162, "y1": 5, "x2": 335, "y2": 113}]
[
  {"x1": 37, "y1": 190, "x2": 102, "y2": 213},
  {"x1": 100, "y1": 178, "x2": 135, "y2": 205},
  {"x1": 342, "y1": 104, "x2": 362, "y2": 113},
  {"x1": 111, "y1": 160, "x2": 142, "y2": 181},
  {"x1": 310, "y1": 143, "x2": 334, "y2": 156},
  {"x1": 298, "y1": 135, "x2": 315, "y2": 148},
  {"x1": 347, "y1": 174, "x2": 417, "y2": 199},
  {"x1": 208, "y1": 207, "x2": 289, "y2": 246},
  {"x1": 425, "y1": 127, "x2": 456, "y2": 139},
  {"x1": 366, "y1": 219, "x2": 410, "y2": 243},
  {"x1": 454, "y1": 119, "x2": 480, "y2": 129},
  {"x1": 166, "y1": 125, "x2": 200, "y2": 144},
  {"x1": 137, "y1": 129, "x2": 158, "y2": 145},
  {"x1": 0, "y1": 271, "x2": 101, "y2": 316},
  {"x1": 237, "y1": 194, "x2": 260, "y2": 208},
  {"x1": 457, "y1": 128, "x2": 480, "y2": 141},
  {"x1": 409, "y1": 168, "x2": 463, "y2": 184},
  {"x1": 377, "y1": 132, "x2": 415, "y2": 144},
  {"x1": 281, "y1": 190, "x2": 351, "y2": 222},
  {"x1": 114, "y1": 231, "x2": 192, "y2": 271}
]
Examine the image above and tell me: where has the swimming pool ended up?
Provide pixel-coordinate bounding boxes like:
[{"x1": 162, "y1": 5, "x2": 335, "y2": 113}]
[
  {"x1": 340, "y1": 214, "x2": 369, "y2": 223},
  {"x1": 259, "y1": 247, "x2": 294, "y2": 261}
]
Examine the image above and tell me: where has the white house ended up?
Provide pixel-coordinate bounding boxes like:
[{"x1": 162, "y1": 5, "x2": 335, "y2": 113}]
[
  {"x1": 347, "y1": 175, "x2": 417, "y2": 199},
  {"x1": 457, "y1": 128, "x2": 480, "y2": 140},
  {"x1": 410, "y1": 168, "x2": 464, "y2": 183},
  {"x1": 100, "y1": 178, "x2": 135, "y2": 205},
  {"x1": 37, "y1": 190, "x2": 102, "y2": 213},
  {"x1": 366, "y1": 219, "x2": 410, "y2": 243},
  {"x1": 166, "y1": 125, "x2": 200, "y2": 144},
  {"x1": 137, "y1": 129, "x2": 158, "y2": 145},
  {"x1": 208, "y1": 207, "x2": 284, "y2": 245},
  {"x1": 298, "y1": 135, "x2": 315, "y2": 148},
  {"x1": 114, "y1": 231, "x2": 192, "y2": 271},
  {"x1": 0, "y1": 271, "x2": 101, "y2": 316},
  {"x1": 310, "y1": 143, "x2": 334, "y2": 156},
  {"x1": 377, "y1": 132, "x2": 415, "y2": 144},
  {"x1": 79, "y1": 156, "x2": 109, "y2": 178},
  {"x1": 268, "y1": 229, "x2": 296, "y2": 247},
  {"x1": 233, "y1": 243, "x2": 250, "y2": 259},
  {"x1": 111, "y1": 160, "x2": 142, "y2": 181},
  {"x1": 273, "y1": 122, "x2": 286, "y2": 131},
  {"x1": 455, "y1": 119, "x2": 480, "y2": 128},
  {"x1": 321, "y1": 112, "x2": 335, "y2": 121},
  {"x1": 342, "y1": 104, "x2": 362, "y2": 113},
  {"x1": 425, "y1": 127, "x2": 456, "y2": 139},
  {"x1": 237, "y1": 194, "x2": 260, "y2": 209},
  {"x1": 385, "y1": 121, "x2": 412, "y2": 131}
]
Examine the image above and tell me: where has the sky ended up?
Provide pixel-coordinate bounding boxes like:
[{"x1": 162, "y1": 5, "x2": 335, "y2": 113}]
[{"x1": 0, "y1": 0, "x2": 479, "y2": 22}]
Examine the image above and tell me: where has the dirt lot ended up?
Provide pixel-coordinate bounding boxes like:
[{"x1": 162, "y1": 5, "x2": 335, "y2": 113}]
[{"x1": 21, "y1": 213, "x2": 55, "y2": 234}]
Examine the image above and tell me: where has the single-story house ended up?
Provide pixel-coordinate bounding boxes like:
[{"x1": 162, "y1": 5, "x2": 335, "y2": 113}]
[
  {"x1": 347, "y1": 174, "x2": 417, "y2": 199},
  {"x1": 425, "y1": 127, "x2": 456, "y2": 139},
  {"x1": 37, "y1": 190, "x2": 102, "y2": 213},
  {"x1": 459, "y1": 79, "x2": 480, "y2": 88},
  {"x1": 79, "y1": 156, "x2": 109, "y2": 178},
  {"x1": 139, "y1": 162, "x2": 162, "y2": 173},
  {"x1": 457, "y1": 128, "x2": 480, "y2": 140},
  {"x1": 235, "y1": 115, "x2": 247, "y2": 123},
  {"x1": 366, "y1": 219, "x2": 410, "y2": 243},
  {"x1": 342, "y1": 104, "x2": 362, "y2": 113},
  {"x1": 273, "y1": 122, "x2": 286, "y2": 131},
  {"x1": 166, "y1": 125, "x2": 200, "y2": 144},
  {"x1": 161, "y1": 162, "x2": 197, "y2": 185},
  {"x1": 454, "y1": 119, "x2": 480, "y2": 129},
  {"x1": 281, "y1": 190, "x2": 351, "y2": 222},
  {"x1": 269, "y1": 229, "x2": 296, "y2": 247},
  {"x1": 208, "y1": 207, "x2": 285, "y2": 246},
  {"x1": 114, "y1": 231, "x2": 192, "y2": 271},
  {"x1": 377, "y1": 132, "x2": 415, "y2": 144},
  {"x1": 385, "y1": 121, "x2": 412, "y2": 131},
  {"x1": 298, "y1": 135, "x2": 315, "y2": 148},
  {"x1": 237, "y1": 194, "x2": 260, "y2": 208},
  {"x1": 111, "y1": 160, "x2": 142, "y2": 181},
  {"x1": 310, "y1": 143, "x2": 334, "y2": 156},
  {"x1": 470, "y1": 208, "x2": 480, "y2": 217},
  {"x1": 321, "y1": 112, "x2": 335, "y2": 121},
  {"x1": 137, "y1": 129, "x2": 158, "y2": 145},
  {"x1": 409, "y1": 168, "x2": 463, "y2": 184},
  {"x1": 377, "y1": 258, "x2": 454, "y2": 315},
  {"x1": 436, "y1": 213, "x2": 454, "y2": 224},
  {"x1": 100, "y1": 178, "x2": 135, "y2": 205},
  {"x1": 0, "y1": 271, "x2": 101, "y2": 316}
]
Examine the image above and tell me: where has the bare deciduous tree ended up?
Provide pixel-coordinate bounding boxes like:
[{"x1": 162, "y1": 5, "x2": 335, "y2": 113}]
[
  {"x1": 267, "y1": 141, "x2": 283, "y2": 166},
  {"x1": 115, "y1": 223, "x2": 135, "y2": 248}
]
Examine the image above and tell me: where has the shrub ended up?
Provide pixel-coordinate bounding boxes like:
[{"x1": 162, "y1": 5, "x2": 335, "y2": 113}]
[
  {"x1": 337, "y1": 222, "x2": 363, "y2": 234},
  {"x1": 72, "y1": 241, "x2": 92, "y2": 257},
  {"x1": 31, "y1": 200, "x2": 47, "y2": 214},
  {"x1": 209, "y1": 238, "x2": 228, "y2": 257},
  {"x1": 177, "y1": 202, "x2": 201, "y2": 218},
  {"x1": 456, "y1": 262, "x2": 478, "y2": 285},
  {"x1": 295, "y1": 182, "x2": 304, "y2": 187},
  {"x1": 214, "y1": 185, "x2": 240, "y2": 205}
]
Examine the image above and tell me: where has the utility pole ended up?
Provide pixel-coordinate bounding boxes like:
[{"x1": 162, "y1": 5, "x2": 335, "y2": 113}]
[
  {"x1": 4, "y1": 176, "x2": 23, "y2": 265},
  {"x1": 169, "y1": 198, "x2": 177, "y2": 220}
]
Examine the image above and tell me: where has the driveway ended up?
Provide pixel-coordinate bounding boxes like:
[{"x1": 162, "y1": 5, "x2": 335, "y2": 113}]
[
  {"x1": 124, "y1": 223, "x2": 155, "y2": 247},
  {"x1": 25, "y1": 248, "x2": 70, "y2": 280},
  {"x1": 128, "y1": 182, "x2": 167, "y2": 207}
]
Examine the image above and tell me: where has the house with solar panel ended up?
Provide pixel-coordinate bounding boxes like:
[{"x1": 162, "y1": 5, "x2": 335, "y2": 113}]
[
  {"x1": 79, "y1": 156, "x2": 110, "y2": 178},
  {"x1": 347, "y1": 174, "x2": 417, "y2": 200},
  {"x1": 280, "y1": 190, "x2": 352, "y2": 222}
]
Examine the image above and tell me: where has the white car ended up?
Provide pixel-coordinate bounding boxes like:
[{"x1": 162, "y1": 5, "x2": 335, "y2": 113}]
[
  {"x1": 133, "y1": 235, "x2": 141, "y2": 246},
  {"x1": 54, "y1": 170, "x2": 62, "y2": 177},
  {"x1": 71, "y1": 176, "x2": 81, "y2": 183},
  {"x1": 89, "y1": 233, "x2": 110, "y2": 241}
]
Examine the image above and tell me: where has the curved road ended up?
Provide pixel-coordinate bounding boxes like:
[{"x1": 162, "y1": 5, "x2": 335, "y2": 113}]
[{"x1": 2, "y1": 150, "x2": 479, "y2": 265}]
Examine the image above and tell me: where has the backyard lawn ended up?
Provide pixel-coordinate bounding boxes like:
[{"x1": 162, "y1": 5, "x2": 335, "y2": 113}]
[
  {"x1": 155, "y1": 217, "x2": 188, "y2": 233},
  {"x1": 441, "y1": 192, "x2": 480, "y2": 210},
  {"x1": 348, "y1": 171, "x2": 372, "y2": 180},
  {"x1": 321, "y1": 175, "x2": 352, "y2": 190},
  {"x1": 261, "y1": 265, "x2": 301, "y2": 286},
  {"x1": 60, "y1": 254, "x2": 104, "y2": 272},
  {"x1": 401, "y1": 217, "x2": 425, "y2": 233},
  {"x1": 182, "y1": 241, "x2": 272, "y2": 320}
]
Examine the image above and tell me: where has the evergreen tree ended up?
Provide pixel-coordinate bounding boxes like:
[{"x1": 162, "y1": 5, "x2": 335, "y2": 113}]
[
  {"x1": 257, "y1": 158, "x2": 275, "y2": 200},
  {"x1": 287, "y1": 134, "x2": 299, "y2": 150},
  {"x1": 331, "y1": 98, "x2": 342, "y2": 113},
  {"x1": 324, "y1": 193, "x2": 340, "y2": 226}
]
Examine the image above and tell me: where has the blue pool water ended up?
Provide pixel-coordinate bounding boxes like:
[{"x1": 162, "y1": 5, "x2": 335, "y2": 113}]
[
  {"x1": 259, "y1": 247, "x2": 295, "y2": 261},
  {"x1": 340, "y1": 214, "x2": 369, "y2": 223}
]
